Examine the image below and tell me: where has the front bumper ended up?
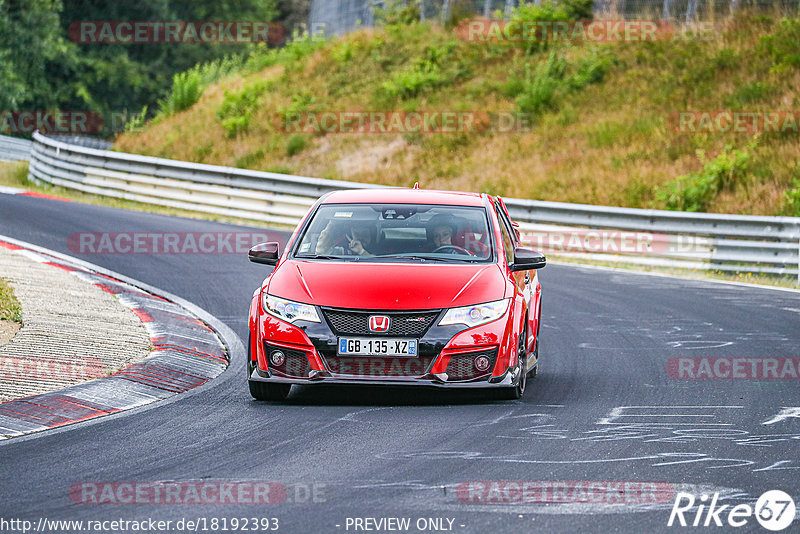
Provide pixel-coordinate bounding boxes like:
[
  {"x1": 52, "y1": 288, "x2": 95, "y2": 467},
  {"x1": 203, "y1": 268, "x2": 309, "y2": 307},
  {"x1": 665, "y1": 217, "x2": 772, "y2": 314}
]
[
  {"x1": 248, "y1": 359, "x2": 520, "y2": 388},
  {"x1": 252, "y1": 302, "x2": 521, "y2": 389}
]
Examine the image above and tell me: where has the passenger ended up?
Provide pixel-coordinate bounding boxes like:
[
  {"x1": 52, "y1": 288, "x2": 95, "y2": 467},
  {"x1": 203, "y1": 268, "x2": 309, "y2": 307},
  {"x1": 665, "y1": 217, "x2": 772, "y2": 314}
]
[{"x1": 316, "y1": 220, "x2": 375, "y2": 256}]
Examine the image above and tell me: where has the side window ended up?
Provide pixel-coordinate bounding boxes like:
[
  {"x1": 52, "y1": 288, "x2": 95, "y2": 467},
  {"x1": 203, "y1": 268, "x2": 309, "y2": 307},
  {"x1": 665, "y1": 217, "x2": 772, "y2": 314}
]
[{"x1": 494, "y1": 204, "x2": 514, "y2": 264}]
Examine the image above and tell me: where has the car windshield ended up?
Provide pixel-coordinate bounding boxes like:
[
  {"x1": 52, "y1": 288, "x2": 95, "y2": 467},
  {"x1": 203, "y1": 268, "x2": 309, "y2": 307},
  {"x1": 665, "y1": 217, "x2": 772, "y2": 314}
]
[{"x1": 295, "y1": 203, "x2": 493, "y2": 262}]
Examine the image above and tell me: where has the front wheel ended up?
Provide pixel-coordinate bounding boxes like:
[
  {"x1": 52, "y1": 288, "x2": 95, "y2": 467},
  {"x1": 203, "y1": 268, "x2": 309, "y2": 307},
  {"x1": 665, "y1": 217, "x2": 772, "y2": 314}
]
[
  {"x1": 249, "y1": 380, "x2": 291, "y2": 401},
  {"x1": 247, "y1": 333, "x2": 291, "y2": 401},
  {"x1": 526, "y1": 337, "x2": 539, "y2": 378},
  {"x1": 496, "y1": 334, "x2": 526, "y2": 400}
]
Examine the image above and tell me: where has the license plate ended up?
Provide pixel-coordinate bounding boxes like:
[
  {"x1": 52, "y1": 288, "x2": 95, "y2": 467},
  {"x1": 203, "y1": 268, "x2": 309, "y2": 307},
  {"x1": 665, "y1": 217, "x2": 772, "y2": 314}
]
[{"x1": 337, "y1": 338, "x2": 418, "y2": 357}]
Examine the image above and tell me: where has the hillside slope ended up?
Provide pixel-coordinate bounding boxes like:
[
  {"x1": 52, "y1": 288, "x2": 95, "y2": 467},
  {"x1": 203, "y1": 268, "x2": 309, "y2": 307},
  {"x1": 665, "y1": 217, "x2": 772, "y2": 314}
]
[{"x1": 114, "y1": 8, "x2": 800, "y2": 216}]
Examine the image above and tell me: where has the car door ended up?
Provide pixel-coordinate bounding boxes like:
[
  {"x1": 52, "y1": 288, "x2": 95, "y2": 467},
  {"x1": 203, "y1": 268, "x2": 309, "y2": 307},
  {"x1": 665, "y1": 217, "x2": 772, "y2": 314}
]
[{"x1": 495, "y1": 198, "x2": 538, "y2": 359}]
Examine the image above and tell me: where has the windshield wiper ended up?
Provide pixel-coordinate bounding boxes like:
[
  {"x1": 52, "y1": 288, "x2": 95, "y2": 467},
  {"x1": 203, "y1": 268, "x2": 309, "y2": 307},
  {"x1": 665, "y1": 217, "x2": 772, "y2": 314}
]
[
  {"x1": 374, "y1": 254, "x2": 475, "y2": 263},
  {"x1": 297, "y1": 254, "x2": 354, "y2": 260}
]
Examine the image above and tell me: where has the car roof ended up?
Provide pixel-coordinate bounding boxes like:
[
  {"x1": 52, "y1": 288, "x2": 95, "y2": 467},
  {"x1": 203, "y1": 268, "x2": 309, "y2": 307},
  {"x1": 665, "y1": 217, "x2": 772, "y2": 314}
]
[{"x1": 320, "y1": 188, "x2": 489, "y2": 207}]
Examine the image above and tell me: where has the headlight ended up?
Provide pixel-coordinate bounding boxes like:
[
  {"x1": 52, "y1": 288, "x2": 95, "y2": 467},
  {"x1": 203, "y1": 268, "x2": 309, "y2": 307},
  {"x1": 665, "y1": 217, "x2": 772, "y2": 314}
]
[
  {"x1": 439, "y1": 299, "x2": 509, "y2": 328},
  {"x1": 262, "y1": 294, "x2": 320, "y2": 323}
]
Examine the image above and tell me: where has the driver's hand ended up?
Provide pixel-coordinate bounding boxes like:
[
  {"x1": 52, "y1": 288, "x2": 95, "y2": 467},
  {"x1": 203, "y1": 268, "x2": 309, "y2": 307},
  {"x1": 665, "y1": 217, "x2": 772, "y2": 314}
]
[{"x1": 347, "y1": 235, "x2": 367, "y2": 255}]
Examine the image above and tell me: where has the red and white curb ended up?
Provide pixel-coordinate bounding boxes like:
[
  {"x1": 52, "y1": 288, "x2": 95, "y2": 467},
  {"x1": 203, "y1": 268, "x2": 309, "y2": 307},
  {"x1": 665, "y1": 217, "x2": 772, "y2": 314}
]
[
  {"x1": 0, "y1": 184, "x2": 71, "y2": 201},
  {"x1": 0, "y1": 237, "x2": 231, "y2": 440}
]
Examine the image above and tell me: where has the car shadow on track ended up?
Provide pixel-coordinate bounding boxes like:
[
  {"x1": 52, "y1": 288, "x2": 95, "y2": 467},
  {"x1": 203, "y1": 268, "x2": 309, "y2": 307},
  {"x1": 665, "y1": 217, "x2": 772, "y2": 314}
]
[{"x1": 258, "y1": 378, "x2": 552, "y2": 406}]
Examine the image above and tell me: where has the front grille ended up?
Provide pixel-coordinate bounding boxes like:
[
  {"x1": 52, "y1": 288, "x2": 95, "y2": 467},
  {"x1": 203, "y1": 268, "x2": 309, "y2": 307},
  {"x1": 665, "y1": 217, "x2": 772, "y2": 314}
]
[
  {"x1": 264, "y1": 342, "x2": 311, "y2": 378},
  {"x1": 326, "y1": 356, "x2": 435, "y2": 377},
  {"x1": 321, "y1": 308, "x2": 441, "y2": 337},
  {"x1": 445, "y1": 349, "x2": 498, "y2": 381}
]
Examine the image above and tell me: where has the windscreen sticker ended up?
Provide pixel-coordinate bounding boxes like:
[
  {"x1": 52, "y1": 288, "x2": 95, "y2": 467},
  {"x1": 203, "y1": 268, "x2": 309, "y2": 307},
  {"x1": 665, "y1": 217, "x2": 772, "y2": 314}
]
[{"x1": 334, "y1": 212, "x2": 353, "y2": 218}]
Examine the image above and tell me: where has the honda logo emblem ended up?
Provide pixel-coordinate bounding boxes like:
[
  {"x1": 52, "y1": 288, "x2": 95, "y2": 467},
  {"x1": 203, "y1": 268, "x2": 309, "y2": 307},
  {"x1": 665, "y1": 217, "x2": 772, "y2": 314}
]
[{"x1": 368, "y1": 315, "x2": 391, "y2": 333}]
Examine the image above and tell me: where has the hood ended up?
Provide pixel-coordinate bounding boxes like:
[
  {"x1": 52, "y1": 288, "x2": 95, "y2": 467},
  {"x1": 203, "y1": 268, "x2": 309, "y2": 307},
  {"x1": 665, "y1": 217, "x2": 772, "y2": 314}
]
[{"x1": 266, "y1": 260, "x2": 506, "y2": 310}]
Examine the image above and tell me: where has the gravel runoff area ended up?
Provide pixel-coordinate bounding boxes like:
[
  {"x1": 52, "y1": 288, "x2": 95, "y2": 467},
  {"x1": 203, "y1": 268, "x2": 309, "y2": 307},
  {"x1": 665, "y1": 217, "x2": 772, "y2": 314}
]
[{"x1": 0, "y1": 246, "x2": 151, "y2": 401}]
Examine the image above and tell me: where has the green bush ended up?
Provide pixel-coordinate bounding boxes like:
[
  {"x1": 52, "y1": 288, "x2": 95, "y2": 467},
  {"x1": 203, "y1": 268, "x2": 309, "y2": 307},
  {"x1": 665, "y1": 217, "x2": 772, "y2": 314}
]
[
  {"x1": 374, "y1": 0, "x2": 421, "y2": 26},
  {"x1": 287, "y1": 134, "x2": 308, "y2": 156},
  {"x1": 158, "y1": 69, "x2": 203, "y2": 115},
  {"x1": 512, "y1": 46, "x2": 613, "y2": 115},
  {"x1": 0, "y1": 277, "x2": 21, "y2": 323},
  {"x1": 331, "y1": 40, "x2": 354, "y2": 63},
  {"x1": 382, "y1": 62, "x2": 445, "y2": 98},
  {"x1": 235, "y1": 149, "x2": 265, "y2": 169},
  {"x1": 567, "y1": 47, "x2": 613, "y2": 90},
  {"x1": 759, "y1": 17, "x2": 800, "y2": 68},
  {"x1": 516, "y1": 52, "x2": 566, "y2": 113},
  {"x1": 221, "y1": 114, "x2": 252, "y2": 138},
  {"x1": 658, "y1": 143, "x2": 754, "y2": 212},
  {"x1": 500, "y1": 75, "x2": 526, "y2": 97},
  {"x1": 382, "y1": 43, "x2": 456, "y2": 99},
  {"x1": 713, "y1": 48, "x2": 739, "y2": 70},
  {"x1": 194, "y1": 143, "x2": 213, "y2": 161},
  {"x1": 510, "y1": 0, "x2": 593, "y2": 55},
  {"x1": 157, "y1": 56, "x2": 244, "y2": 117},
  {"x1": 723, "y1": 81, "x2": 774, "y2": 108},
  {"x1": 281, "y1": 92, "x2": 315, "y2": 116},
  {"x1": 785, "y1": 178, "x2": 800, "y2": 216},
  {"x1": 0, "y1": 278, "x2": 22, "y2": 323},
  {"x1": 559, "y1": 0, "x2": 594, "y2": 19},
  {"x1": 124, "y1": 106, "x2": 149, "y2": 133},
  {"x1": 244, "y1": 34, "x2": 327, "y2": 73},
  {"x1": 216, "y1": 80, "x2": 270, "y2": 137}
]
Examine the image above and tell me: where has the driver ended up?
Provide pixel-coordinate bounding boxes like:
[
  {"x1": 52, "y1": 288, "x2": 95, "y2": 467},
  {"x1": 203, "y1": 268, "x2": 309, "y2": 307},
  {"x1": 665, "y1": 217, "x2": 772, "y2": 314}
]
[
  {"x1": 426, "y1": 215, "x2": 459, "y2": 251},
  {"x1": 316, "y1": 220, "x2": 375, "y2": 256}
]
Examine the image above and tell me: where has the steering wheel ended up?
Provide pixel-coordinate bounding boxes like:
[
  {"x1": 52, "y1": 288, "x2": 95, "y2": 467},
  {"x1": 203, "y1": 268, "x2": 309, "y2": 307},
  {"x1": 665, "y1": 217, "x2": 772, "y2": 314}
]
[{"x1": 432, "y1": 245, "x2": 474, "y2": 256}]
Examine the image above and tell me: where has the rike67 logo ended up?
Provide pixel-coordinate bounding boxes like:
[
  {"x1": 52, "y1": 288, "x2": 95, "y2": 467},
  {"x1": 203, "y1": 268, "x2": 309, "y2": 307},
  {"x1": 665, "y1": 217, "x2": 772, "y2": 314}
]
[{"x1": 668, "y1": 490, "x2": 796, "y2": 531}]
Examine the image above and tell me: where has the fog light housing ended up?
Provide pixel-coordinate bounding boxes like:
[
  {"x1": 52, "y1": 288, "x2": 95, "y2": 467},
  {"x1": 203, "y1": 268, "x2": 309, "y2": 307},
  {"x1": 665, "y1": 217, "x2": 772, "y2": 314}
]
[
  {"x1": 474, "y1": 355, "x2": 491, "y2": 372},
  {"x1": 270, "y1": 350, "x2": 286, "y2": 366}
]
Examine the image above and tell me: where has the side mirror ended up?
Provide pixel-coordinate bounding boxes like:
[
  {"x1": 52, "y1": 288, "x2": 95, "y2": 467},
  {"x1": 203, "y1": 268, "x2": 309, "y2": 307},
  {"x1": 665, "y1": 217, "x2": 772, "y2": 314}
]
[
  {"x1": 248, "y1": 242, "x2": 281, "y2": 265},
  {"x1": 510, "y1": 247, "x2": 546, "y2": 271}
]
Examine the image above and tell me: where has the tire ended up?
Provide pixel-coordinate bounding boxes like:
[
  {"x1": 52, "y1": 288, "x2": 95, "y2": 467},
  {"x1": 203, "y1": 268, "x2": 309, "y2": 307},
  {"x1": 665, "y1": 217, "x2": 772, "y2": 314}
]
[
  {"x1": 526, "y1": 337, "x2": 539, "y2": 378},
  {"x1": 249, "y1": 380, "x2": 291, "y2": 401},
  {"x1": 247, "y1": 333, "x2": 291, "y2": 401},
  {"x1": 496, "y1": 333, "x2": 527, "y2": 400}
]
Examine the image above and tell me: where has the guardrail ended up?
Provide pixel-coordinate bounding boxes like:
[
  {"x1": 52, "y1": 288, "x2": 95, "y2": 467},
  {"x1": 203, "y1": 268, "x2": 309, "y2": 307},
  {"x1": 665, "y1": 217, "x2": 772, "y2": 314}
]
[
  {"x1": 28, "y1": 131, "x2": 800, "y2": 280},
  {"x1": 0, "y1": 135, "x2": 32, "y2": 162},
  {"x1": 29, "y1": 131, "x2": 380, "y2": 227}
]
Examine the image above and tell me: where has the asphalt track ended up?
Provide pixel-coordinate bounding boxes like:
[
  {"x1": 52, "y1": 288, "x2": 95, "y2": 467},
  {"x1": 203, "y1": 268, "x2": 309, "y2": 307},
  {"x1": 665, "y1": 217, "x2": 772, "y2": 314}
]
[{"x1": 0, "y1": 193, "x2": 799, "y2": 533}]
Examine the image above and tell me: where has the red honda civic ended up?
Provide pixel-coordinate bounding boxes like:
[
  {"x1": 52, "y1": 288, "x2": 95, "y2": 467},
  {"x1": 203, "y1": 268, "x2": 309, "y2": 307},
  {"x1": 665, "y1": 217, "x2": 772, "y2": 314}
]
[{"x1": 247, "y1": 188, "x2": 545, "y2": 401}]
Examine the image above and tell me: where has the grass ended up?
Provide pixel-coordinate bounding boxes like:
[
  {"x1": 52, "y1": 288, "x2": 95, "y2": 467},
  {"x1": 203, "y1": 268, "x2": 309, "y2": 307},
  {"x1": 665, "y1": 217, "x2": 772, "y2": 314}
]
[
  {"x1": 0, "y1": 277, "x2": 22, "y2": 323},
  {"x1": 112, "y1": 7, "x2": 800, "y2": 217}
]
